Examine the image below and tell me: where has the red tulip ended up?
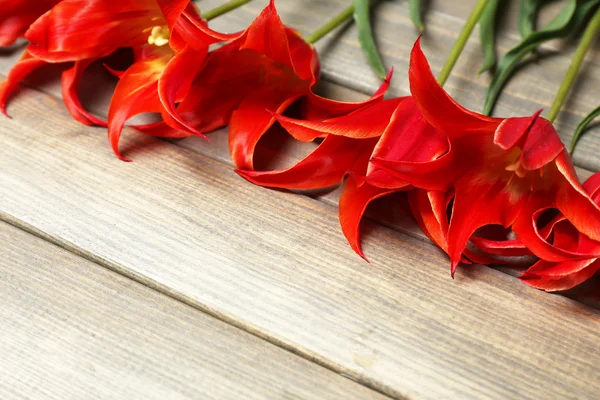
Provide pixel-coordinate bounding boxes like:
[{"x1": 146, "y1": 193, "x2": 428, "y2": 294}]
[
  {"x1": 375, "y1": 38, "x2": 600, "y2": 274},
  {"x1": 0, "y1": 0, "x2": 60, "y2": 46},
  {"x1": 520, "y1": 173, "x2": 600, "y2": 291},
  {"x1": 1, "y1": 0, "x2": 240, "y2": 160}
]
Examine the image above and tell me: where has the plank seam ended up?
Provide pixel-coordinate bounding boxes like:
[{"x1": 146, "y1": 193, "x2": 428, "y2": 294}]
[{"x1": 0, "y1": 211, "x2": 404, "y2": 400}]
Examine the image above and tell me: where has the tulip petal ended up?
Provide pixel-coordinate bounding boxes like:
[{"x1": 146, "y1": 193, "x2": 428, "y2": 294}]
[
  {"x1": 303, "y1": 68, "x2": 393, "y2": 121},
  {"x1": 157, "y1": 45, "x2": 208, "y2": 134},
  {"x1": 0, "y1": 51, "x2": 47, "y2": 117},
  {"x1": 367, "y1": 97, "x2": 448, "y2": 188},
  {"x1": 340, "y1": 176, "x2": 398, "y2": 259},
  {"x1": 275, "y1": 98, "x2": 402, "y2": 142},
  {"x1": 520, "y1": 259, "x2": 599, "y2": 291},
  {"x1": 447, "y1": 171, "x2": 523, "y2": 273},
  {"x1": 0, "y1": 0, "x2": 60, "y2": 46},
  {"x1": 238, "y1": 135, "x2": 377, "y2": 190},
  {"x1": 229, "y1": 89, "x2": 300, "y2": 170},
  {"x1": 409, "y1": 37, "x2": 501, "y2": 136},
  {"x1": 26, "y1": 0, "x2": 162, "y2": 62},
  {"x1": 61, "y1": 58, "x2": 107, "y2": 126},
  {"x1": 408, "y1": 189, "x2": 450, "y2": 252},
  {"x1": 107, "y1": 46, "x2": 178, "y2": 161},
  {"x1": 554, "y1": 152, "x2": 600, "y2": 242}
]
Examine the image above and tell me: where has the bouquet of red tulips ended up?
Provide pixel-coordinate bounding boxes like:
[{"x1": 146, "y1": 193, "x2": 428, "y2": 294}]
[{"x1": 2, "y1": 0, "x2": 600, "y2": 292}]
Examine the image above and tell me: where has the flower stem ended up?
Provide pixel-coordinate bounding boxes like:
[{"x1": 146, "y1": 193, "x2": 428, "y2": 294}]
[
  {"x1": 203, "y1": 0, "x2": 253, "y2": 21},
  {"x1": 437, "y1": 0, "x2": 489, "y2": 86},
  {"x1": 546, "y1": 7, "x2": 600, "y2": 123},
  {"x1": 305, "y1": 4, "x2": 355, "y2": 44}
]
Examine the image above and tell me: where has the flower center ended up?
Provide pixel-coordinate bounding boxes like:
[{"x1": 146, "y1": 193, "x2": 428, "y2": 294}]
[{"x1": 148, "y1": 26, "x2": 170, "y2": 47}]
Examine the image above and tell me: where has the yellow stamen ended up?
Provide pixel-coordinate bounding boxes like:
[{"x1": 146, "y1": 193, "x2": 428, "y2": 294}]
[{"x1": 148, "y1": 26, "x2": 170, "y2": 47}]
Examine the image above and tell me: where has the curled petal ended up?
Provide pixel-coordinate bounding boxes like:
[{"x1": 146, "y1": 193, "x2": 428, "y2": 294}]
[
  {"x1": 165, "y1": 2, "x2": 245, "y2": 51},
  {"x1": 554, "y1": 152, "x2": 600, "y2": 242},
  {"x1": 367, "y1": 97, "x2": 448, "y2": 188},
  {"x1": 0, "y1": 0, "x2": 61, "y2": 46},
  {"x1": 409, "y1": 37, "x2": 501, "y2": 136},
  {"x1": 304, "y1": 68, "x2": 393, "y2": 121},
  {"x1": 26, "y1": 0, "x2": 162, "y2": 62},
  {"x1": 0, "y1": 51, "x2": 47, "y2": 116},
  {"x1": 340, "y1": 176, "x2": 398, "y2": 260},
  {"x1": 61, "y1": 59, "x2": 107, "y2": 126},
  {"x1": 238, "y1": 135, "x2": 377, "y2": 190},
  {"x1": 157, "y1": 45, "x2": 208, "y2": 134},
  {"x1": 229, "y1": 90, "x2": 299, "y2": 170},
  {"x1": 520, "y1": 260, "x2": 600, "y2": 292},
  {"x1": 408, "y1": 189, "x2": 450, "y2": 252},
  {"x1": 275, "y1": 98, "x2": 403, "y2": 142},
  {"x1": 107, "y1": 46, "x2": 186, "y2": 161}
]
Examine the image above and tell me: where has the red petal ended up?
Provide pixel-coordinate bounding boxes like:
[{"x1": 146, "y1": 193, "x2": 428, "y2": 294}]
[
  {"x1": 26, "y1": 0, "x2": 162, "y2": 62},
  {"x1": 554, "y1": 152, "x2": 600, "y2": 242},
  {"x1": 61, "y1": 58, "x2": 107, "y2": 126},
  {"x1": 304, "y1": 68, "x2": 393, "y2": 121},
  {"x1": 0, "y1": 0, "x2": 60, "y2": 46},
  {"x1": 408, "y1": 37, "x2": 501, "y2": 136},
  {"x1": 237, "y1": 0, "x2": 293, "y2": 72},
  {"x1": 229, "y1": 89, "x2": 300, "y2": 170},
  {"x1": 408, "y1": 189, "x2": 450, "y2": 252},
  {"x1": 521, "y1": 259, "x2": 600, "y2": 291},
  {"x1": 166, "y1": 2, "x2": 244, "y2": 51},
  {"x1": 0, "y1": 51, "x2": 47, "y2": 117},
  {"x1": 238, "y1": 135, "x2": 377, "y2": 189},
  {"x1": 367, "y1": 97, "x2": 448, "y2": 189},
  {"x1": 339, "y1": 176, "x2": 398, "y2": 259},
  {"x1": 157, "y1": 45, "x2": 207, "y2": 134},
  {"x1": 107, "y1": 46, "x2": 176, "y2": 161},
  {"x1": 275, "y1": 98, "x2": 403, "y2": 142},
  {"x1": 447, "y1": 171, "x2": 524, "y2": 273}
]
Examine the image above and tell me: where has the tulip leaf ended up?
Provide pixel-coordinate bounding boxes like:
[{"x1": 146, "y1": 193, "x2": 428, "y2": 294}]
[
  {"x1": 479, "y1": 0, "x2": 502, "y2": 74},
  {"x1": 353, "y1": 0, "x2": 387, "y2": 79},
  {"x1": 569, "y1": 105, "x2": 600, "y2": 153},
  {"x1": 483, "y1": 0, "x2": 600, "y2": 115},
  {"x1": 518, "y1": 0, "x2": 546, "y2": 38},
  {"x1": 409, "y1": 0, "x2": 425, "y2": 31}
]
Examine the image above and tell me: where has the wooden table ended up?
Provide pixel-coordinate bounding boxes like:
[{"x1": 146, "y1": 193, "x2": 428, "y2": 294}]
[{"x1": 1, "y1": 0, "x2": 599, "y2": 398}]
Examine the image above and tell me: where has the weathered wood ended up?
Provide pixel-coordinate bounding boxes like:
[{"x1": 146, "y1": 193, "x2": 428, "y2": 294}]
[
  {"x1": 2, "y1": 80, "x2": 600, "y2": 400},
  {"x1": 0, "y1": 221, "x2": 388, "y2": 400}
]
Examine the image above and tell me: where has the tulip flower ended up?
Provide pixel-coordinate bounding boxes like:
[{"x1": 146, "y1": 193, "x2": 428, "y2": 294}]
[
  {"x1": 375, "y1": 38, "x2": 600, "y2": 274},
  {"x1": 0, "y1": 0, "x2": 241, "y2": 160},
  {"x1": 520, "y1": 173, "x2": 600, "y2": 291},
  {"x1": 0, "y1": 0, "x2": 60, "y2": 46}
]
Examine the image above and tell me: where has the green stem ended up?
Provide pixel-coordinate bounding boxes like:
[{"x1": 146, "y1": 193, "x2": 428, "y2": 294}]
[
  {"x1": 203, "y1": 0, "x2": 253, "y2": 21},
  {"x1": 546, "y1": 7, "x2": 600, "y2": 123},
  {"x1": 437, "y1": 0, "x2": 489, "y2": 86},
  {"x1": 305, "y1": 4, "x2": 355, "y2": 44}
]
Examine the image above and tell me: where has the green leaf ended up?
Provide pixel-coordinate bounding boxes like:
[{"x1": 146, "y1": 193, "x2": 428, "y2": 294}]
[
  {"x1": 353, "y1": 0, "x2": 387, "y2": 79},
  {"x1": 479, "y1": 0, "x2": 502, "y2": 74},
  {"x1": 483, "y1": 0, "x2": 600, "y2": 115},
  {"x1": 518, "y1": 0, "x2": 546, "y2": 38},
  {"x1": 569, "y1": 105, "x2": 600, "y2": 153},
  {"x1": 409, "y1": 0, "x2": 425, "y2": 31}
]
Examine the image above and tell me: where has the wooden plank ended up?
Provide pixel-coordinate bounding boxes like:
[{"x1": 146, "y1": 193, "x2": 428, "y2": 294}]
[
  {"x1": 2, "y1": 78, "x2": 600, "y2": 399},
  {"x1": 195, "y1": 0, "x2": 600, "y2": 171},
  {"x1": 0, "y1": 221, "x2": 388, "y2": 400}
]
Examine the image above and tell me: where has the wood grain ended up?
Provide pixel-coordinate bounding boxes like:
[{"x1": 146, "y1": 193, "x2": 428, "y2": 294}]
[
  {"x1": 0, "y1": 221, "x2": 388, "y2": 400},
  {"x1": 2, "y1": 77, "x2": 600, "y2": 399}
]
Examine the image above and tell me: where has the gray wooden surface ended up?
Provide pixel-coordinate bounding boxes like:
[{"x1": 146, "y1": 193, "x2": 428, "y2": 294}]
[
  {"x1": 2, "y1": 79, "x2": 600, "y2": 399},
  {"x1": 1, "y1": 0, "x2": 600, "y2": 399},
  {"x1": 0, "y1": 221, "x2": 387, "y2": 400}
]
